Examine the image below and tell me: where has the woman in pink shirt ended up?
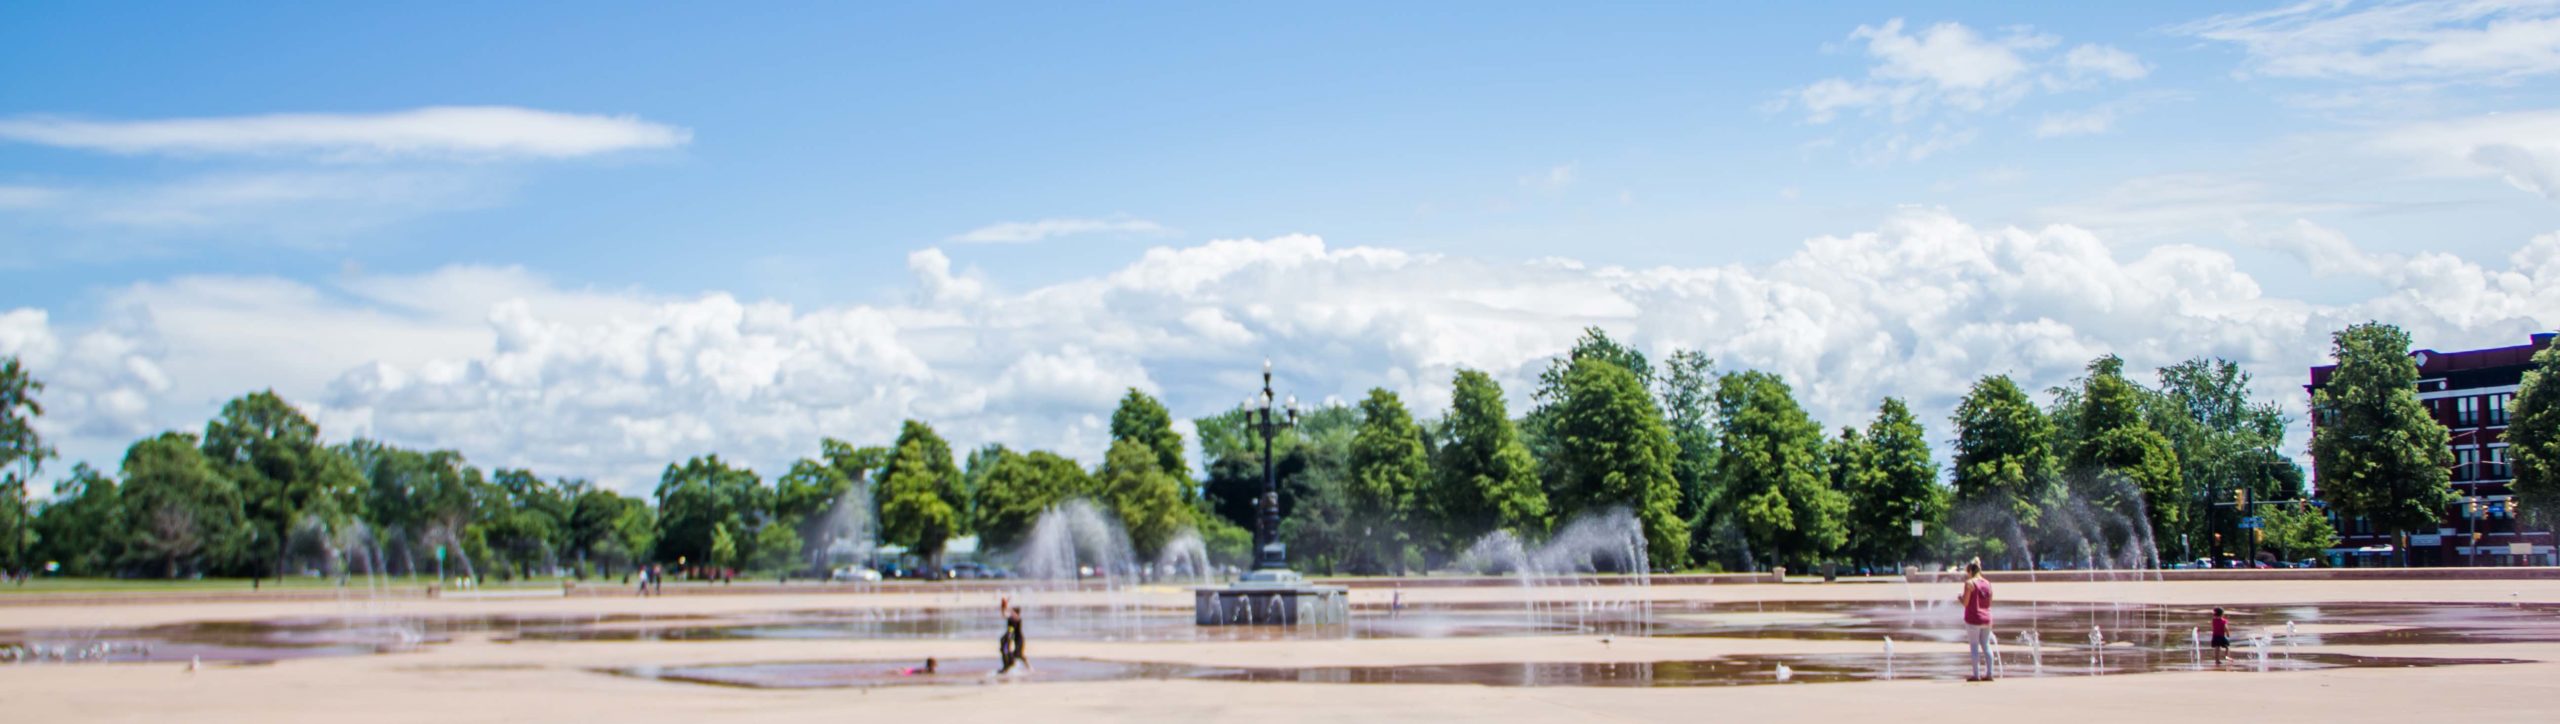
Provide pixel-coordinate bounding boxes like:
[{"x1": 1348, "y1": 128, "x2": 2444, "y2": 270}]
[{"x1": 1958, "y1": 559, "x2": 1995, "y2": 682}]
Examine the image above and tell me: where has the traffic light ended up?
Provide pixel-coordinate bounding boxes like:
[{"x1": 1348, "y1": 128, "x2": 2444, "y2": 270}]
[{"x1": 2236, "y1": 489, "x2": 2248, "y2": 508}]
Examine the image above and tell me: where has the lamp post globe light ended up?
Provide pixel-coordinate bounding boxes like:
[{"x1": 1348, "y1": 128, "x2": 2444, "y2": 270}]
[
  {"x1": 1193, "y1": 359, "x2": 1347, "y2": 626},
  {"x1": 1244, "y1": 358, "x2": 1300, "y2": 573}
]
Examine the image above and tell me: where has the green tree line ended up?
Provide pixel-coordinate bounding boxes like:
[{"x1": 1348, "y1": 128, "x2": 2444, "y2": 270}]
[{"x1": 1, "y1": 321, "x2": 2534, "y2": 578}]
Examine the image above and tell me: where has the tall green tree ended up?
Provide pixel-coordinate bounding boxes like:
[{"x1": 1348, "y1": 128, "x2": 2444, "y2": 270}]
[
  {"x1": 2149, "y1": 357, "x2": 2301, "y2": 563},
  {"x1": 1550, "y1": 359, "x2": 1689, "y2": 570},
  {"x1": 970, "y1": 448, "x2": 1092, "y2": 551},
  {"x1": 1951, "y1": 374, "x2": 2059, "y2": 561},
  {"x1": 1525, "y1": 328, "x2": 1654, "y2": 497},
  {"x1": 1429, "y1": 369, "x2": 1549, "y2": 553},
  {"x1": 201, "y1": 391, "x2": 365, "y2": 581},
  {"x1": 1846, "y1": 397, "x2": 1945, "y2": 567},
  {"x1": 1658, "y1": 350, "x2": 1720, "y2": 563},
  {"x1": 2505, "y1": 342, "x2": 2560, "y2": 529},
  {"x1": 875, "y1": 420, "x2": 964, "y2": 561},
  {"x1": 34, "y1": 464, "x2": 120, "y2": 575},
  {"x1": 0, "y1": 357, "x2": 50, "y2": 573},
  {"x1": 2311, "y1": 322, "x2": 2456, "y2": 559},
  {"x1": 1097, "y1": 438, "x2": 1191, "y2": 559},
  {"x1": 652, "y1": 454, "x2": 766, "y2": 567},
  {"x1": 1715, "y1": 370, "x2": 1844, "y2": 571},
  {"x1": 1347, "y1": 388, "x2": 1428, "y2": 573},
  {"x1": 1110, "y1": 388, "x2": 1190, "y2": 483},
  {"x1": 482, "y1": 468, "x2": 565, "y2": 578},
  {"x1": 567, "y1": 484, "x2": 650, "y2": 575},
  {"x1": 119, "y1": 432, "x2": 250, "y2": 578},
  {"x1": 1277, "y1": 412, "x2": 1360, "y2": 574},
  {"x1": 2059, "y1": 355, "x2": 2183, "y2": 552}
]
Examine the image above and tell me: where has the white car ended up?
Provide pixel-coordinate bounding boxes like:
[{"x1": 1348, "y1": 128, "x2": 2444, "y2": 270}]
[{"x1": 831, "y1": 566, "x2": 883, "y2": 582}]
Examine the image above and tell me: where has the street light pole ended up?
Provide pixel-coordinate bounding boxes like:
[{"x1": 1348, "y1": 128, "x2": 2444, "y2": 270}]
[{"x1": 1244, "y1": 359, "x2": 1298, "y2": 571}]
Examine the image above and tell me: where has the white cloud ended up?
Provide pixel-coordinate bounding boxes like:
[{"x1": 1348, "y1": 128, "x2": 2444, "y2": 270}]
[
  {"x1": 947, "y1": 216, "x2": 1171, "y2": 244},
  {"x1": 1519, "y1": 163, "x2": 1578, "y2": 190},
  {"x1": 1782, "y1": 19, "x2": 2147, "y2": 161},
  {"x1": 2368, "y1": 109, "x2": 2560, "y2": 199},
  {"x1": 0, "y1": 185, "x2": 61, "y2": 209},
  {"x1": 2062, "y1": 44, "x2": 2152, "y2": 81},
  {"x1": 11, "y1": 210, "x2": 2558, "y2": 495},
  {"x1": 2176, "y1": 0, "x2": 2560, "y2": 82},
  {"x1": 0, "y1": 106, "x2": 691, "y2": 160},
  {"x1": 2035, "y1": 108, "x2": 2119, "y2": 138}
]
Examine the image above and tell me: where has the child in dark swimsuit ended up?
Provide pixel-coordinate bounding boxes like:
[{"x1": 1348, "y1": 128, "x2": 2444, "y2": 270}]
[{"x1": 997, "y1": 599, "x2": 1029, "y2": 673}]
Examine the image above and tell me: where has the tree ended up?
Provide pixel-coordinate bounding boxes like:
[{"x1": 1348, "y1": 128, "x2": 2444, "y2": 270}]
[
  {"x1": 1715, "y1": 370, "x2": 1845, "y2": 571},
  {"x1": 0, "y1": 356, "x2": 53, "y2": 574},
  {"x1": 1278, "y1": 415, "x2": 1360, "y2": 574},
  {"x1": 2511, "y1": 342, "x2": 2560, "y2": 530},
  {"x1": 1110, "y1": 388, "x2": 1190, "y2": 483},
  {"x1": 2311, "y1": 322, "x2": 2456, "y2": 561},
  {"x1": 1846, "y1": 397, "x2": 1945, "y2": 568},
  {"x1": 201, "y1": 390, "x2": 364, "y2": 581},
  {"x1": 1550, "y1": 359, "x2": 1689, "y2": 570},
  {"x1": 749, "y1": 521, "x2": 801, "y2": 573},
  {"x1": 1951, "y1": 374, "x2": 2059, "y2": 563},
  {"x1": 2258, "y1": 502, "x2": 2338, "y2": 563},
  {"x1": 1429, "y1": 369, "x2": 1549, "y2": 554},
  {"x1": 1097, "y1": 438, "x2": 1190, "y2": 559},
  {"x1": 2150, "y1": 357, "x2": 2301, "y2": 564},
  {"x1": 875, "y1": 420, "x2": 964, "y2": 561},
  {"x1": 2058, "y1": 355, "x2": 2182, "y2": 557},
  {"x1": 1525, "y1": 328, "x2": 1653, "y2": 498},
  {"x1": 970, "y1": 448, "x2": 1092, "y2": 551},
  {"x1": 1347, "y1": 388, "x2": 1428, "y2": 573},
  {"x1": 567, "y1": 485, "x2": 649, "y2": 576},
  {"x1": 482, "y1": 468, "x2": 565, "y2": 578},
  {"x1": 34, "y1": 464, "x2": 120, "y2": 575},
  {"x1": 118, "y1": 432, "x2": 249, "y2": 578},
  {"x1": 652, "y1": 455, "x2": 765, "y2": 568},
  {"x1": 1657, "y1": 350, "x2": 1720, "y2": 563}
]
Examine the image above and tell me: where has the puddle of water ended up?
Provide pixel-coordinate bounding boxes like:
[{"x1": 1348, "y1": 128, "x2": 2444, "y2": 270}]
[
  {"x1": 12, "y1": 598, "x2": 2557, "y2": 669},
  {"x1": 605, "y1": 652, "x2": 2528, "y2": 690}
]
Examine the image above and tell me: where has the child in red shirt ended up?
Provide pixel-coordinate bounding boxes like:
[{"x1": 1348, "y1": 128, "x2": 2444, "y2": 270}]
[{"x1": 2210, "y1": 608, "x2": 2232, "y2": 666}]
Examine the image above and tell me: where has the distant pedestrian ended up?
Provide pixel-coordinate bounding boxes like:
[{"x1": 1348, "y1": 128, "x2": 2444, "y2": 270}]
[
  {"x1": 2211, "y1": 607, "x2": 2232, "y2": 667},
  {"x1": 1958, "y1": 559, "x2": 1995, "y2": 682}
]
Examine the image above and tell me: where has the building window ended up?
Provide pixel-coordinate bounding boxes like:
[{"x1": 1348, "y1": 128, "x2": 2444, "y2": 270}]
[
  {"x1": 2486, "y1": 447, "x2": 2509, "y2": 480},
  {"x1": 2455, "y1": 396, "x2": 2480, "y2": 427},
  {"x1": 2454, "y1": 447, "x2": 2479, "y2": 481},
  {"x1": 2489, "y1": 393, "x2": 2510, "y2": 426}
]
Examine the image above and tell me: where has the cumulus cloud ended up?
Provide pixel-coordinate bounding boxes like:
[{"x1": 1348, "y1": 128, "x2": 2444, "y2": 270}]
[
  {"x1": 947, "y1": 216, "x2": 1171, "y2": 244},
  {"x1": 0, "y1": 106, "x2": 691, "y2": 160},
  {"x1": 9, "y1": 211, "x2": 2558, "y2": 494},
  {"x1": 2176, "y1": 0, "x2": 2560, "y2": 82}
]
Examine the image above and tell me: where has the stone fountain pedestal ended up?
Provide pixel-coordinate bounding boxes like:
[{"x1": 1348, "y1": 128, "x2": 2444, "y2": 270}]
[{"x1": 1194, "y1": 567, "x2": 1348, "y2": 626}]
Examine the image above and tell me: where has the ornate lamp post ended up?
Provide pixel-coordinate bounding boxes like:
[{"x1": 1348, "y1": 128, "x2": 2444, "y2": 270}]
[
  {"x1": 1242, "y1": 358, "x2": 1299, "y2": 571},
  {"x1": 1194, "y1": 358, "x2": 1344, "y2": 625}
]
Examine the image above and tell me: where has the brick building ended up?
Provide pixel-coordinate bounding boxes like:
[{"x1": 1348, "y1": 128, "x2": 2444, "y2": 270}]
[{"x1": 2309, "y1": 331, "x2": 2556, "y2": 567}]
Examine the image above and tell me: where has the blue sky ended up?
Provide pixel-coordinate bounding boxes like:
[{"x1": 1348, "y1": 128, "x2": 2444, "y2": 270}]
[{"x1": 6, "y1": 2, "x2": 2560, "y2": 492}]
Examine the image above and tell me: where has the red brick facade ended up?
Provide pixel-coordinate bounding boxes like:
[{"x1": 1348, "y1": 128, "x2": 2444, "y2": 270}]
[{"x1": 2308, "y1": 332, "x2": 2556, "y2": 566}]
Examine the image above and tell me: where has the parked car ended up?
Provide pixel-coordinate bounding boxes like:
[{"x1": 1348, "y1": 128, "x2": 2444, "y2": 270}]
[{"x1": 830, "y1": 566, "x2": 882, "y2": 582}]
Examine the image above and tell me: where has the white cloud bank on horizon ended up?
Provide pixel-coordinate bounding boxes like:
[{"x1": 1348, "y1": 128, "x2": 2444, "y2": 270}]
[
  {"x1": 0, "y1": 106, "x2": 691, "y2": 160},
  {"x1": 4, "y1": 208, "x2": 2557, "y2": 495}
]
